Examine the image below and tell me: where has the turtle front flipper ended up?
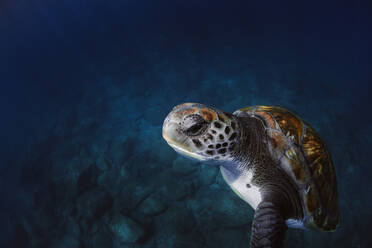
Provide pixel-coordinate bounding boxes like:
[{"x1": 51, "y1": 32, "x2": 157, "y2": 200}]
[{"x1": 250, "y1": 201, "x2": 287, "y2": 248}]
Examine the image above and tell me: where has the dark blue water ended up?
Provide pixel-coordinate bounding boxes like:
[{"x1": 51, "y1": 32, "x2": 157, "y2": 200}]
[{"x1": 1, "y1": 1, "x2": 371, "y2": 247}]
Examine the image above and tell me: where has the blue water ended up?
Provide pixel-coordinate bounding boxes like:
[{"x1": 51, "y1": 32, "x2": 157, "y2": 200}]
[{"x1": 1, "y1": 1, "x2": 371, "y2": 247}]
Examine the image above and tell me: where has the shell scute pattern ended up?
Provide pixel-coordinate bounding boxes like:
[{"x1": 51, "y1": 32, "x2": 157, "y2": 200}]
[
  {"x1": 237, "y1": 105, "x2": 339, "y2": 231},
  {"x1": 302, "y1": 125, "x2": 339, "y2": 230},
  {"x1": 257, "y1": 106, "x2": 304, "y2": 145},
  {"x1": 284, "y1": 147, "x2": 308, "y2": 184},
  {"x1": 266, "y1": 129, "x2": 290, "y2": 157}
]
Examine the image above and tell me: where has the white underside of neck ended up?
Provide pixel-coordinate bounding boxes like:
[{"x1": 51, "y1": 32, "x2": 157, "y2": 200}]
[
  {"x1": 220, "y1": 166, "x2": 262, "y2": 210},
  {"x1": 220, "y1": 165, "x2": 307, "y2": 230}
]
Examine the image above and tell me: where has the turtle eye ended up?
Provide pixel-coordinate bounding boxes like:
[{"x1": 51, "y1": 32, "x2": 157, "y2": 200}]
[
  {"x1": 182, "y1": 114, "x2": 208, "y2": 136},
  {"x1": 187, "y1": 122, "x2": 205, "y2": 135}
]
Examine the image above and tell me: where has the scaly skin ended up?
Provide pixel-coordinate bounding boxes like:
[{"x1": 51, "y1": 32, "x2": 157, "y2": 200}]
[{"x1": 251, "y1": 201, "x2": 287, "y2": 248}]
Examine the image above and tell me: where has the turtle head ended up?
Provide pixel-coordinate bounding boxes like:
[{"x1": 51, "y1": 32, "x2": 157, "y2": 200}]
[{"x1": 162, "y1": 103, "x2": 241, "y2": 164}]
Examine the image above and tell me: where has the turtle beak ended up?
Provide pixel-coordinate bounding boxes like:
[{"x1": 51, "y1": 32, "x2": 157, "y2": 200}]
[
  {"x1": 162, "y1": 120, "x2": 202, "y2": 160},
  {"x1": 162, "y1": 110, "x2": 187, "y2": 147},
  {"x1": 162, "y1": 120, "x2": 183, "y2": 146}
]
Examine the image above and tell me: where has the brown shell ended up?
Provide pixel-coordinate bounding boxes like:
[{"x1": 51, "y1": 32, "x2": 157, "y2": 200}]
[{"x1": 236, "y1": 106, "x2": 339, "y2": 231}]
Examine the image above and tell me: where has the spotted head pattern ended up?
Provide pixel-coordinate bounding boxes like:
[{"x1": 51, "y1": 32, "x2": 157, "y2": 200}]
[{"x1": 162, "y1": 103, "x2": 240, "y2": 162}]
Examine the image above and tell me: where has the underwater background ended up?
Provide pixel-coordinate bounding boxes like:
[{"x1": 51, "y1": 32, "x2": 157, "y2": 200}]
[{"x1": 1, "y1": 0, "x2": 371, "y2": 247}]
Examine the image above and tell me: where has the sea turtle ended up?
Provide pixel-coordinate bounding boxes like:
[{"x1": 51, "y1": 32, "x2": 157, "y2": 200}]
[{"x1": 162, "y1": 103, "x2": 339, "y2": 248}]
